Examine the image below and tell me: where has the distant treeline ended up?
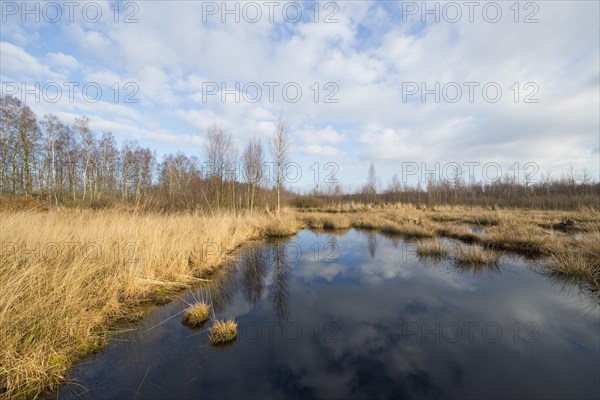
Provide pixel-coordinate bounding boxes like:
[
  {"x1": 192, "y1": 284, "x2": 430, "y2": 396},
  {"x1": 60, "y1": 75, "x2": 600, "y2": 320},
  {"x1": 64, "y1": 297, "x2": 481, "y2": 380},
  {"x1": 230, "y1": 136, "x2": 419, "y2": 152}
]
[
  {"x1": 295, "y1": 160, "x2": 599, "y2": 210},
  {"x1": 293, "y1": 183, "x2": 600, "y2": 211},
  {"x1": 1, "y1": 95, "x2": 597, "y2": 211},
  {"x1": 0, "y1": 95, "x2": 291, "y2": 213}
]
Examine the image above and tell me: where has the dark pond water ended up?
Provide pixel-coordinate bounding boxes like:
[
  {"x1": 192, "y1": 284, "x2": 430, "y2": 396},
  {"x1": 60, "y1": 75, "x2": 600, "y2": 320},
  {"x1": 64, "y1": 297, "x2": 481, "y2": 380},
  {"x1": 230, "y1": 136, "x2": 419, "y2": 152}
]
[{"x1": 58, "y1": 229, "x2": 599, "y2": 399}]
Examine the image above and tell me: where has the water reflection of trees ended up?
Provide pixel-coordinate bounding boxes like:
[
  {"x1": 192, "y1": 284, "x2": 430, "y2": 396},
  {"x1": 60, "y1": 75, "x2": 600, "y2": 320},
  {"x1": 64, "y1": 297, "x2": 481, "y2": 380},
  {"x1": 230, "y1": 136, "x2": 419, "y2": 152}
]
[
  {"x1": 240, "y1": 246, "x2": 268, "y2": 306},
  {"x1": 269, "y1": 243, "x2": 291, "y2": 323},
  {"x1": 202, "y1": 259, "x2": 240, "y2": 312},
  {"x1": 199, "y1": 241, "x2": 294, "y2": 320},
  {"x1": 367, "y1": 232, "x2": 378, "y2": 258}
]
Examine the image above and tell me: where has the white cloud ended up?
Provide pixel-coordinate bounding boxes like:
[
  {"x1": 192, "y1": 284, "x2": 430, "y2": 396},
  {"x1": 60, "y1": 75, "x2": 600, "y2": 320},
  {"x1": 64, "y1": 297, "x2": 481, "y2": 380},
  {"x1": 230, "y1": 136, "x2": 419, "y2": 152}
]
[
  {"x1": 46, "y1": 52, "x2": 79, "y2": 70},
  {"x1": 0, "y1": 41, "x2": 58, "y2": 79}
]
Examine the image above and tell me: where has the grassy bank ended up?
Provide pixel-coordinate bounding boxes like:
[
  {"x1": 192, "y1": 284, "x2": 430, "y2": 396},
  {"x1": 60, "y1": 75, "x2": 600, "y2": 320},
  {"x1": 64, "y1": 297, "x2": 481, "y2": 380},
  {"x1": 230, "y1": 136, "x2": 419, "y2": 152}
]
[
  {"x1": 1, "y1": 203, "x2": 598, "y2": 398},
  {"x1": 0, "y1": 209, "x2": 296, "y2": 399}
]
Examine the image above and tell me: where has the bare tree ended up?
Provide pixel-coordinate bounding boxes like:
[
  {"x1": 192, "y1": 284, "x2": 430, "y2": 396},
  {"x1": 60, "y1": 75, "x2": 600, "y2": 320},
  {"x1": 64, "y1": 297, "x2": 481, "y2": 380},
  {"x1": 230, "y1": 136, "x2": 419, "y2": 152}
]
[
  {"x1": 448, "y1": 165, "x2": 462, "y2": 204},
  {"x1": 98, "y1": 132, "x2": 119, "y2": 197},
  {"x1": 388, "y1": 173, "x2": 401, "y2": 202},
  {"x1": 269, "y1": 117, "x2": 289, "y2": 215},
  {"x1": 204, "y1": 125, "x2": 236, "y2": 210},
  {"x1": 74, "y1": 116, "x2": 95, "y2": 201},
  {"x1": 0, "y1": 96, "x2": 21, "y2": 193},
  {"x1": 16, "y1": 105, "x2": 40, "y2": 195},
  {"x1": 41, "y1": 114, "x2": 64, "y2": 203},
  {"x1": 366, "y1": 162, "x2": 377, "y2": 203},
  {"x1": 243, "y1": 136, "x2": 264, "y2": 215}
]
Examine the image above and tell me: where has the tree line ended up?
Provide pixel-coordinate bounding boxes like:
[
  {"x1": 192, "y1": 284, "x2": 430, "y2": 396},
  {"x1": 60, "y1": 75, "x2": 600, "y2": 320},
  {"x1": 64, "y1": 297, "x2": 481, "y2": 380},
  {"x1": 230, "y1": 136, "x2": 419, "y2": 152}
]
[
  {"x1": 0, "y1": 95, "x2": 289, "y2": 213},
  {"x1": 297, "y1": 162, "x2": 599, "y2": 210},
  {"x1": 1, "y1": 94, "x2": 597, "y2": 212}
]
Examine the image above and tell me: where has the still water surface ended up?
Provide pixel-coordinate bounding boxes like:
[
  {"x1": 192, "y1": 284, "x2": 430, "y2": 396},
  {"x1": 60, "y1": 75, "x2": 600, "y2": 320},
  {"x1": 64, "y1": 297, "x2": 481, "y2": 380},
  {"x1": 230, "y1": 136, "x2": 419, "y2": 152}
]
[{"x1": 58, "y1": 229, "x2": 599, "y2": 399}]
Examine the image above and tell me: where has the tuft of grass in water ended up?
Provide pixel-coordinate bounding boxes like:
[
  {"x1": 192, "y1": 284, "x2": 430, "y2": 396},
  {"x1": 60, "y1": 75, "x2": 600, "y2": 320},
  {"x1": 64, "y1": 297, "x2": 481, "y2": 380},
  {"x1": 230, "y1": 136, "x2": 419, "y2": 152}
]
[
  {"x1": 548, "y1": 230, "x2": 600, "y2": 290},
  {"x1": 454, "y1": 245, "x2": 500, "y2": 265},
  {"x1": 350, "y1": 215, "x2": 386, "y2": 230},
  {"x1": 483, "y1": 222, "x2": 554, "y2": 255},
  {"x1": 182, "y1": 302, "x2": 211, "y2": 327},
  {"x1": 379, "y1": 221, "x2": 436, "y2": 238},
  {"x1": 416, "y1": 240, "x2": 449, "y2": 259},
  {"x1": 322, "y1": 215, "x2": 351, "y2": 229},
  {"x1": 209, "y1": 319, "x2": 238, "y2": 345},
  {"x1": 299, "y1": 213, "x2": 351, "y2": 230},
  {"x1": 263, "y1": 215, "x2": 300, "y2": 237},
  {"x1": 301, "y1": 214, "x2": 325, "y2": 229}
]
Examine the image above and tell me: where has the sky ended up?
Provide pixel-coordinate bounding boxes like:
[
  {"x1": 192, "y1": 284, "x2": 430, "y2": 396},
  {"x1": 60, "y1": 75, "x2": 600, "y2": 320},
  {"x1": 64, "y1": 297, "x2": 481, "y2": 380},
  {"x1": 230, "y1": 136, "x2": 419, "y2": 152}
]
[{"x1": 1, "y1": 0, "x2": 599, "y2": 192}]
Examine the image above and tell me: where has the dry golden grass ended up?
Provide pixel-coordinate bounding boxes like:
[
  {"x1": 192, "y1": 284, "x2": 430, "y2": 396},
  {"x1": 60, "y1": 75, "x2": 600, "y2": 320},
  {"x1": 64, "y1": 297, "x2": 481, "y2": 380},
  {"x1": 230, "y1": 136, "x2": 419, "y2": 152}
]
[
  {"x1": 182, "y1": 302, "x2": 211, "y2": 327},
  {"x1": 263, "y1": 213, "x2": 301, "y2": 237},
  {"x1": 454, "y1": 245, "x2": 500, "y2": 265},
  {"x1": 1, "y1": 203, "x2": 598, "y2": 397},
  {"x1": 0, "y1": 209, "x2": 281, "y2": 398},
  {"x1": 299, "y1": 213, "x2": 351, "y2": 230},
  {"x1": 322, "y1": 215, "x2": 351, "y2": 229},
  {"x1": 548, "y1": 229, "x2": 600, "y2": 289},
  {"x1": 436, "y1": 225, "x2": 480, "y2": 244},
  {"x1": 416, "y1": 240, "x2": 449, "y2": 259},
  {"x1": 209, "y1": 319, "x2": 238, "y2": 345},
  {"x1": 483, "y1": 221, "x2": 557, "y2": 255}
]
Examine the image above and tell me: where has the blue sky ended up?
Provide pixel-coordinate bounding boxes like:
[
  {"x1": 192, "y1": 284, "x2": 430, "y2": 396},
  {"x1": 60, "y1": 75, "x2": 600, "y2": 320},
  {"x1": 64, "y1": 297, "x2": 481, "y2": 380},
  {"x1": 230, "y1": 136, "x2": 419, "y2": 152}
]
[{"x1": 1, "y1": 0, "x2": 599, "y2": 192}]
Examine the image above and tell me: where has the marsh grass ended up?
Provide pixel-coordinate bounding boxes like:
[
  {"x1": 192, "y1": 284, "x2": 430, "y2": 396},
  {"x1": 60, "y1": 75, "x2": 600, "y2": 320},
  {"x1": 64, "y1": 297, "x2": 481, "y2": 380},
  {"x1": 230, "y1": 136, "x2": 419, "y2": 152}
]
[
  {"x1": 454, "y1": 245, "x2": 501, "y2": 266},
  {"x1": 182, "y1": 302, "x2": 211, "y2": 328},
  {"x1": 0, "y1": 209, "x2": 289, "y2": 398},
  {"x1": 436, "y1": 226, "x2": 480, "y2": 244},
  {"x1": 263, "y1": 214, "x2": 300, "y2": 237},
  {"x1": 150, "y1": 284, "x2": 186, "y2": 305},
  {"x1": 299, "y1": 213, "x2": 351, "y2": 230},
  {"x1": 483, "y1": 223, "x2": 554, "y2": 255},
  {"x1": 548, "y1": 230, "x2": 600, "y2": 290},
  {"x1": 416, "y1": 240, "x2": 449, "y2": 261},
  {"x1": 209, "y1": 320, "x2": 238, "y2": 345},
  {"x1": 1, "y1": 203, "x2": 599, "y2": 397},
  {"x1": 322, "y1": 215, "x2": 351, "y2": 229},
  {"x1": 380, "y1": 221, "x2": 437, "y2": 239}
]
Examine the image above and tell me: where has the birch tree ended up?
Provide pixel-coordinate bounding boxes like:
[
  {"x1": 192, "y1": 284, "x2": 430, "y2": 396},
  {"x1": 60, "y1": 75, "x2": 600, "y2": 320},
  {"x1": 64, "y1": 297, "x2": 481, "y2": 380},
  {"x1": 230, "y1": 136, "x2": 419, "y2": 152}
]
[{"x1": 269, "y1": 117, "x2": 289, "y2": 214}]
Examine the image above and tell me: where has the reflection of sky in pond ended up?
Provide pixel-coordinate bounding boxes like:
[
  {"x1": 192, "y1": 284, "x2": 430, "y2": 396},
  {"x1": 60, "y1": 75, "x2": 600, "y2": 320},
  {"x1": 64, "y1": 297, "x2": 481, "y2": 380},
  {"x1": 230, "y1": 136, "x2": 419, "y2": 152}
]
[{"x1": 58, "y1": 230, "x2": 599, "y2": 399}]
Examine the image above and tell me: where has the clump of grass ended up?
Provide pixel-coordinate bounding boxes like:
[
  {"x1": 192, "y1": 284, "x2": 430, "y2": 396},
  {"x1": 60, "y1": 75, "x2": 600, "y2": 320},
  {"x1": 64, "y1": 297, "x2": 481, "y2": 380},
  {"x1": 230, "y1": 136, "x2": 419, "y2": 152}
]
[
  {"x1": 182, "y1": 302, "x2": 211, "y2": 327},
  {"x1": 483, "y1": 223, "x2": 553, "y2": 255},
  {"x1": 264, "y1": 215, "x2": 300, "y2": 237},
  {"x1": 401, "y1": 222, "x2": 437, "y2": 238},
  {"x1": 416, "y1": 240, "x2": 449, "y2": 260},
  {"x1": 467, "y1": 215, "x2": 500, "y2": 226},
  {"x1": 301, "y1": 214, "x2": 325, "y2": 229},
  {"x1": 350, "y1": 215, "x2": 385, "y2": 230},
  {"x1": 151, "y1": 285, "x2": 181, "y2": 305},
  {"x1": 209, "y1": 319, "x2": 238, "y2": 345},
  {"x1": 437, "y1": 226, "x2": 480, "y2": 243},
  {"x1": 549, "y1": 253, "x2": 599, "y2": 288},
  {"x1": 379, "y1": 221, "x2": 436, "y2": 238},
  {"x1": 548, "y1": 230, "x2": 600, "y2": 290},
  {"x1": 454, "y1": 245, "x2": 500, "y2": 265},
  {"x1": 429, "y1": 213, "x2": 459, "y2": 223},
  {"x1": 322, "y1": 215, "x2": 351, "y2": 229}
]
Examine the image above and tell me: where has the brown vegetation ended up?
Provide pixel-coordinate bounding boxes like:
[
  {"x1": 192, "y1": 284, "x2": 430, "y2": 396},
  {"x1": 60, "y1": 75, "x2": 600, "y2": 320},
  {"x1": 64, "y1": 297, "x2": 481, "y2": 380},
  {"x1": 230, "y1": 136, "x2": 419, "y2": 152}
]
[
  {"x1": 0, "y1": 209, "x2": 286, "y2": 398},
  {"x1": 209, "y1": 320, "x2": 238, "y2": 345},
  {"x1": 0, "y1": 201, "x2": 598, "y2": 397}
]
